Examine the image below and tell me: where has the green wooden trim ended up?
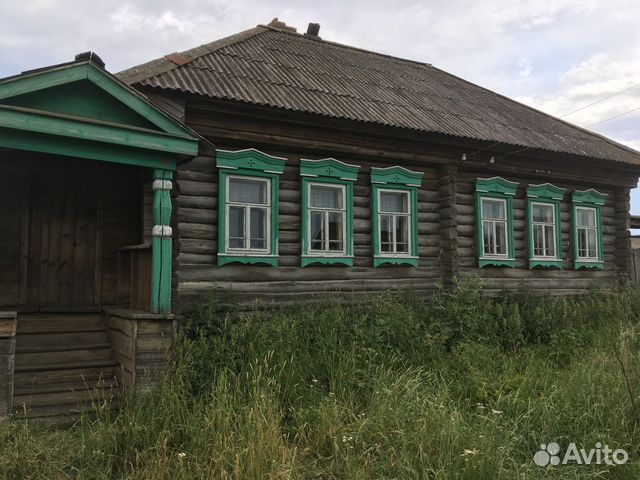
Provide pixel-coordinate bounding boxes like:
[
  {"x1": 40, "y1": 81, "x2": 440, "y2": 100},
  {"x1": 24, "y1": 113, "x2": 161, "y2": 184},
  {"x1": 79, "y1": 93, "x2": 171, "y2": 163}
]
[
  {"x1": 476, "y1": 177, "x2": 518, "y2": 196},
  {"x1": 478, "y1": 258, "x2": 515, "y2": 268},
  {"x1": 217, "y1": 169, "x2": 280, "y2": 267},
  {"x1": 529, "y1": 260, "x2": 563, "y2": 269},
  {"x1": 373, "y1": 257, "x2": 419, "y2": 267},
  {"x1": 300, "y1": 158, "x2": 360, "y2": 181},
  {"x1": 526, "y1": 183, "x2": 566, "y2": 201},
  {"x1": 0, "y1": 127, "x2": 177, "y2": 170},
  {"x1": 0, "y1": 62, "x2": 195, "y2": 138},
  {"x1": 370, "y1": 166, "x2": 424, "y2": 187},
  {"x1": 301, "y1": 257, "x2": 354, "y2": 267},
  {"x1": 371, "y1": 184, "x2": 419, "y2": 267},
  {"x1": 151, "y1": 169, "x2": 173, "y2": 314},
  {"x1": 216, "y1": 148, "x2": 286, "y2": 174},
  {"x1": 300, "y1": 177, "x2": 354, "y2": 267},
  {"x1": 572, "y1": 189, "x2": 608, "y2": 206},
  {"x1": 574, "y1": 261, "x2": 605, "y2": 270},
  {"x1": 218, "y1": 255, "x2": 278, "y2": 267},
  {"x1": 476, "y1": 191, "x2": 516, "y2": 269},
  {"x1": 526, "y1": 197, "x2": 563, "y2": 270},
  {"x1": 0, "y1": 106, "x2": 198, "y2": 156}
]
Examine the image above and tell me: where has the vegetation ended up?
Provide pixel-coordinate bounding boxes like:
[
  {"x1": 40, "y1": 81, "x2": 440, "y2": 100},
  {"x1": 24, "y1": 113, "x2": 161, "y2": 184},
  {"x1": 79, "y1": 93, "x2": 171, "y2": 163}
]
[{"x1": 2, "y1": 281, "x2": 640, "y2": 479}]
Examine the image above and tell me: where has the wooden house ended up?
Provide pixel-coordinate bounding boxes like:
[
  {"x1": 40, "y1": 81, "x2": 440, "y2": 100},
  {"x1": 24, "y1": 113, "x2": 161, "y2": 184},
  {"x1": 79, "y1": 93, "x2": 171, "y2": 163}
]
[
  {"x1": 118, "y1": 20, "x2": 640, "y2": 311},
  {"x1": 2, "y1": 20, "x2": 640, "y2": 420}
]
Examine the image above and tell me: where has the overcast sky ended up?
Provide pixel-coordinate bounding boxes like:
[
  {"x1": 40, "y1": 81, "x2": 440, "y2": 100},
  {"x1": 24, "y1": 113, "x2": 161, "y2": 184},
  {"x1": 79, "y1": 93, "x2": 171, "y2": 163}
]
[{"x1": 3, "y1": 0, "x2": 640, "y2": 210}]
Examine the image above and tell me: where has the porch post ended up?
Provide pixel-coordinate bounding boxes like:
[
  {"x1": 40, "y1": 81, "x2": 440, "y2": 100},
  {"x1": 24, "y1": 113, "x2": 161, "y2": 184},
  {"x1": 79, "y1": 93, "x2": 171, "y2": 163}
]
[{"x1": 151, "y1": 169, "x2": 173, "y2": 314}]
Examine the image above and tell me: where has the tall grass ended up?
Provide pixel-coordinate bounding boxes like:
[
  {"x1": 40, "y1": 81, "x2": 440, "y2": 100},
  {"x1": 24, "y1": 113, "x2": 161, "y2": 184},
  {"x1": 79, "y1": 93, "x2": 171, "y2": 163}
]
[{"x1": 2, "y1": 281, "x2": 640, "y2": 479}]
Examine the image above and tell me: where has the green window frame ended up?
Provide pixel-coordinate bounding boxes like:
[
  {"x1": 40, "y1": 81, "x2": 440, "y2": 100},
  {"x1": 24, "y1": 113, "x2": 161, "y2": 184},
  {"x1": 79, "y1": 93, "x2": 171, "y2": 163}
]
[
  {"x1": 371, "y1": 166, "x2": 423, "y2": 267},
  {"x1": 476, "y1": 177, "x2": 518, "y2": 268},
  {"x1": 571, "y1": 189, "x2": 607, "y2": 270},
  {"x1": 216, "y1": 148, "x2": 286, "y2": 267},
  {"x1": 526, "y1": 183, "x2": 566, "y2": 269},
  {"x1": 300, "y1": 158, "x2": 360, "y2": 267}
]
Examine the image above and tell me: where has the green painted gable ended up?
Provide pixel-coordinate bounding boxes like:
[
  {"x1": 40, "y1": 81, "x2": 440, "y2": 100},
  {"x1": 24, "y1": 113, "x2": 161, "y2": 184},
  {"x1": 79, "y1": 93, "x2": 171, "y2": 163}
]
[{"x1": 3, "y1": 80, "x2": 159, "y2": 130}]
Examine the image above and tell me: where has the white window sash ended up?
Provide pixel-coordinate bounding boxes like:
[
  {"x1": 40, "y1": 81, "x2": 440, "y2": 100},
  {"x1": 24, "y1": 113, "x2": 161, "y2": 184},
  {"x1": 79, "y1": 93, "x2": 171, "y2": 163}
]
[
  {"x1": 531, "y1": 202, "x2": 558, "y2": 260},
  {"x1": 377, "y1": 188, "x2": 412, "y2": 257},
  {"x1": 575, "y1": 207, "x2": 599, "y2": 261},
  {"x1": 225, "y1": 175, "x2": 271, "y2": 253},
  {"x1": 481, "y1": 197, "x2": 509, "y2": 258},
  {"x1": 307, "y1": 182, "x2": 347, "y2": 256}
]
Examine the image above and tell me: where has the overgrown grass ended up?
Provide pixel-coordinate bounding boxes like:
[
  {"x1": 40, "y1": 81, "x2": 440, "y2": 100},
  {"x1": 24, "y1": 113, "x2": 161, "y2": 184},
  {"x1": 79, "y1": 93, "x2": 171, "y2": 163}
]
[{"x1": 2, "y1": 280, "x2": 640, "y2": 479}]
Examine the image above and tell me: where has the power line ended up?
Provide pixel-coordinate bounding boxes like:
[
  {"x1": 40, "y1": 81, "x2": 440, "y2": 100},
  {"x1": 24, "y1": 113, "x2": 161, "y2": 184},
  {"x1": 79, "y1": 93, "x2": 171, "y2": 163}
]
[
  {"x1": 560, "y1": 81, "x2": 640, "y2": 118},
  {"x1": 586, "y1": 105, "x2": 640, "y2": 127},
  {"x1": 467, "y1": 82, "x2": 640, "y2": 159}
]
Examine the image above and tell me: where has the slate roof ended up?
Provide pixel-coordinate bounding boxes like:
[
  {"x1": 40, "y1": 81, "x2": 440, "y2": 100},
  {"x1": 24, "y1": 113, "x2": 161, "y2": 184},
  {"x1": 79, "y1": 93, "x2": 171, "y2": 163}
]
[{"x1": 118, "y1": 24, "x2": 640, "y2": 166}]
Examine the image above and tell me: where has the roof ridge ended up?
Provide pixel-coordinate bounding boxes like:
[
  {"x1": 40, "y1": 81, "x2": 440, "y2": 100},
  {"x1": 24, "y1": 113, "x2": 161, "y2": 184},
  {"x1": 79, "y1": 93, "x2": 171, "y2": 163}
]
[
  {"x1": 116, "y1": 25, "x2": 269, "y2": 85},
  {"x1": 260, "y1": 24, "x2": 433, "y2": 69}
]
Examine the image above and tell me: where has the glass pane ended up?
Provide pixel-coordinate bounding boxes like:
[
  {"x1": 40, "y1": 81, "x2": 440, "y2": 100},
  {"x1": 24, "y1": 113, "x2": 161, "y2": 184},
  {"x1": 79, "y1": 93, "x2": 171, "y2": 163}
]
[
  {"x1": 380, "y1": 191, "x2": 408, "y2": 213},
  {"x1": 249, "y1": 208, "x2": 266, "y2": 249},
  {"x1": 577, "y1": 208, "x2": 596, "y2": 227},
  {"x1": 310, "y1": 211, "x2": 324, "y2": 250},
  {"x1": 328, "y1": 211, "x2": 343, "y2": 247},
  {"x1": 229, "y1": 177, "x2": 267, "y2": 204},
  {"x1": 532, "y1": 203, "x2": 553, "y2": 223},
  {"x1": 482, "y1": 198, "x2": 506, "y2": 220},
  {"x1": 396, "y1": 216, "x2": 409, "y2": 253},
  {"x1": 544, "y1": 225, "x2": 555, "y2": 257},
  {"x1": 495, "y1": 222, "x2": 507, "y2": 255},
  {"x1": 578, "y1": 228, "x2": 587, "y2": 257},
  {"x1": 533, "y1": 224, "x2": 543, "y2": 256},
  {"x1": 380, "y1": 214, "x2": 392, "y2": 252},
  {"x1": 228, "y1": 206, "x2": 245, "y2": 249},
  {"x1": 587, "y1": 229, "x2": 597, "y2": 258},
  {"x1": 310, "y1": 185, "x2": 343, "y2": 209},
  {"x1": 483, "y1": 220, "x2": 495, "y2": 255}
]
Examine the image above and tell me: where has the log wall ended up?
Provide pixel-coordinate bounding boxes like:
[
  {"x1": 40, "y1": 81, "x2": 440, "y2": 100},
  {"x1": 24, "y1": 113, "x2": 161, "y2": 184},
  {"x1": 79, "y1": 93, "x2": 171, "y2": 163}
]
[
  {"x1": 456, "y1": 169, "x2": 619, "y2": 293},
  {"x1": 173, "y1": 152, "x2": 443, "y2": 310},
  {"x1": 160, "y1": 95, "x2": 640, "y2": 310}
]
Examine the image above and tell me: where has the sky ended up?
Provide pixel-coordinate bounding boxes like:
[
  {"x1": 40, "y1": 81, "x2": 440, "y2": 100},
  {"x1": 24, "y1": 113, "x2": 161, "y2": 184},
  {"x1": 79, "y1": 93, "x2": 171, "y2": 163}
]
[{"x1": 2, "y1": 0, "x2": 640, "y2": 211}]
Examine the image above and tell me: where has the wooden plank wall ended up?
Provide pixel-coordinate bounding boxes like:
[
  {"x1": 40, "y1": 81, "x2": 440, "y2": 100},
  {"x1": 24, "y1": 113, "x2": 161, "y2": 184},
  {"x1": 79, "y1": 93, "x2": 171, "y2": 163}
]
[
  {"x1": 173, "y1": 153, "x2": 443, "y2": 310},
  {"x1": 0, "y1": 152, "x2": 143, "y2": 309},
  {"x1": 106, "y1": 311, "x2": 175, "y2": 392},
  {"x1": 456, "y1": 170, "x2": 618, "y2": 293},
  {"x1": 0, "y1": 170, "x2": 26, "y2": 307},
  {"x1": 0, "y1": 313, "x2": 17, "y2": 417}
]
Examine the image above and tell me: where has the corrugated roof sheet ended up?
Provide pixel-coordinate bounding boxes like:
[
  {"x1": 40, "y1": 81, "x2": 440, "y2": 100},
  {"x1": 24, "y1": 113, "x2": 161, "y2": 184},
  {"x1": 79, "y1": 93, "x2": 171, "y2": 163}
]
[{"x1": 118, "y1": 25, "x2": 640, "y2": 166}]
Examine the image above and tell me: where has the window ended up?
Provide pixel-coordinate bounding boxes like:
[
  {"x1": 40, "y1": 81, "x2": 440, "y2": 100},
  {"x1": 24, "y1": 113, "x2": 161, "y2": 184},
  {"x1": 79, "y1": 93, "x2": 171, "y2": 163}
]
[
  {"x1": 571, "y1": 189, "x2": 606, "y2": 270},
  {"x1": 526, "y1": 184, "x2": 565, "y2": 269},
  {"x1": 379, "y1": 190, "x2": 411, "y2": 254},
  {"x1": 371, "y1": 166, "x2": 423, "y2": 267},
  {"x1": 476, "y1": 177, "x2": 518, "y2": 268},
  {"x1": 481, "y1": 197, "x2": 508, "y2": 257},
  {"x1": 227, "y1": 176, "x2": 269, "y2": 251},
  {"x1": 575, "y1": 207, "x2": 598, "y2": 259},
  {"x1": 216, "y1": 148, "x2": 286, "y2": 267},
  {"x1": 531, "y1": 203, "x2": 556, "y2": 257},
  {"x1": 300, "y1": 158, "x2": 359, "y2": 267},
  {"x1": 308, "y1": 183, "x2": 345, "y2": 253}
]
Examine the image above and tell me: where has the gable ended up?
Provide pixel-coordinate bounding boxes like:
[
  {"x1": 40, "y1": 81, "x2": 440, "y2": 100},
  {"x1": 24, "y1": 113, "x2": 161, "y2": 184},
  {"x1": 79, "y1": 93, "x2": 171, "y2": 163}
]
[
  {"x1": 0, "y1": 60, "x2": 200, "y2": 170},
  {"x1": 0, "y1": 61, "x2": 193, "y2": 138},
  {"x1": 2, "y1": 80, "x2": 159, "y2": 130}
]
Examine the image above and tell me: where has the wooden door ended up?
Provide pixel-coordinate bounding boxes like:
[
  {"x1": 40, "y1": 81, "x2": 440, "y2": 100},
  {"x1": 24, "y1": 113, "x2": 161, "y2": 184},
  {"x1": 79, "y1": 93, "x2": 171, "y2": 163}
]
[{"x1": 23, "y1": 174, "x2": 100, "y2": 307}]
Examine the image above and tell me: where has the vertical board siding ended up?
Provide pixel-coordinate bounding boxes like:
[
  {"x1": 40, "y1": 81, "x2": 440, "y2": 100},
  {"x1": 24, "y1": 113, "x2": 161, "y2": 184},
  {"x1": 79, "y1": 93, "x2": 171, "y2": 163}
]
[
  {"x1": 174, "y1": 152, "x2": 442, "y2": 309},
  {"x1": 456, "y1": 170, "x2": 617, "y2": 293},
  {"x1": 0, "y1": 170, "x2": 26, "y2": 307}
]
